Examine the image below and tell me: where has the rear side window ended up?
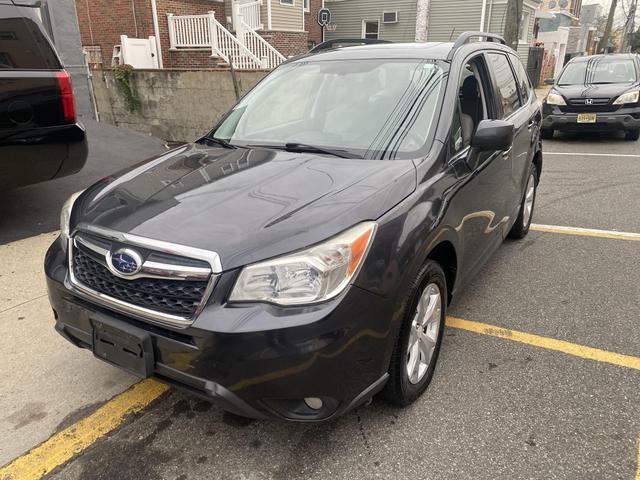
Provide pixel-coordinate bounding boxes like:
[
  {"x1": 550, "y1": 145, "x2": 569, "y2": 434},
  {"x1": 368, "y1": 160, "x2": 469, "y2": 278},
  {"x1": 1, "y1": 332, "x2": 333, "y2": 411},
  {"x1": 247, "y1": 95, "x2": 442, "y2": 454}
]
[
  {"x1": 487, "y1": 53, "x2": 520, "y2": 117},
  {"x1": 0, "y1": 6, "x2": 60, "y2": 70},
  {"x1": 510, "y1": 55, "x2": 531, "y2": 103}
]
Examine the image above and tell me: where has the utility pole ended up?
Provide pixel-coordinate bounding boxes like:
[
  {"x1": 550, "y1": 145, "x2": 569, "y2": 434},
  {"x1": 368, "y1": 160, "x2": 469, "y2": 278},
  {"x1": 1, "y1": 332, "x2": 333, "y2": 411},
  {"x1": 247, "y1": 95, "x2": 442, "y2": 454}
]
[
  {"x1": 598, "y1": 0, "x2": 617, "y2": 53},
  {"x1": 621, "y1": 0, "x2": 637, "y2": 52},
  {"x1": 503, "y1": 0, "x2": 523, "y2": 50}
]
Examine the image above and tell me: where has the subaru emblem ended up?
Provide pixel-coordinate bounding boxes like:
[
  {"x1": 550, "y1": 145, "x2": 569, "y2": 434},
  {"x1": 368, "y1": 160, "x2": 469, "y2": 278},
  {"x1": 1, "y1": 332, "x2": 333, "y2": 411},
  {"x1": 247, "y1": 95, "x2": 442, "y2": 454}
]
[{"x1": 109, "y1": 248, "x2": 143, "y2": 276}]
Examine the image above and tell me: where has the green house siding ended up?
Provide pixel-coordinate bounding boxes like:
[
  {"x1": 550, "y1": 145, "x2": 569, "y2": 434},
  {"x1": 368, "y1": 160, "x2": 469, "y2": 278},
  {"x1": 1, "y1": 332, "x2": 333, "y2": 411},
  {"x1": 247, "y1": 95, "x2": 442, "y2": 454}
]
[{"x1": 325, "y1": 0, "x2": 418, "y2": 42}]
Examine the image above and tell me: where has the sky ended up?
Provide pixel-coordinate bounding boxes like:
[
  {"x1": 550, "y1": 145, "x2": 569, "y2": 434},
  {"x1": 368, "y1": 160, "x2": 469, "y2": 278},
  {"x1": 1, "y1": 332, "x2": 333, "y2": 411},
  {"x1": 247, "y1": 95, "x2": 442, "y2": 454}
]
[{"x1": 583, "y1": 0, "x2": 639, "y2": 26}]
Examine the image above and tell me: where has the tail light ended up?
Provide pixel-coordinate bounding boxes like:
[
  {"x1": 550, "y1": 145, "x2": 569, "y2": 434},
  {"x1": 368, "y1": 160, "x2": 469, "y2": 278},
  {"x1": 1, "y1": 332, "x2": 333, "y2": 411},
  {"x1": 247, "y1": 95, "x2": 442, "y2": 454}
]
[{"x1": 55, "y1": 70, "x2": 76, "y2": 124}]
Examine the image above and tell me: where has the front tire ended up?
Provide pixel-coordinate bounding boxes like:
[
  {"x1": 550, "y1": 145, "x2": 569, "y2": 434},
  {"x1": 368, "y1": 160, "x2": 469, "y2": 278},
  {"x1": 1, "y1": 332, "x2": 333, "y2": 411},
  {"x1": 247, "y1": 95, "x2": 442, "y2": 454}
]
[
  {"x1": 381, "y1": 261, "x2": 446, "y2": 407},
  {"x1": 625, "y1": 129, "x2": 640, "y2": 141},
  {"x1": 508, "y1": 163, "x2": 538, "y2": 239}
]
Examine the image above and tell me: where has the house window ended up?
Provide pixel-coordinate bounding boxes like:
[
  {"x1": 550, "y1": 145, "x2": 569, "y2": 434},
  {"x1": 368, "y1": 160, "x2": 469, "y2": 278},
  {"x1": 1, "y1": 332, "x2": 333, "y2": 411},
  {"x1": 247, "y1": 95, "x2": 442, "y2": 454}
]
[
  {"x1": 519, "y1": 11, "x2": 531, "y2": 43},
  {"x1": 280, "y1": 0, "x2": 294, "y2": 5},
  {"x1": 303, "y1": 0, "x2": 309, "y2": 12},
  {"x1": 362, "y1": 20, "x2": 379, "y2": 40}
]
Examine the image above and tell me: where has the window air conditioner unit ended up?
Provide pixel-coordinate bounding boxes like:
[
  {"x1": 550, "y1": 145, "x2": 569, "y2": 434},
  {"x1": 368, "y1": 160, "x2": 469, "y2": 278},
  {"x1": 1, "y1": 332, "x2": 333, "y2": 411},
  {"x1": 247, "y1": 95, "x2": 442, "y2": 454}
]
[{"x1": 383, "y1": 11, "x2": 398, "y2": 24}]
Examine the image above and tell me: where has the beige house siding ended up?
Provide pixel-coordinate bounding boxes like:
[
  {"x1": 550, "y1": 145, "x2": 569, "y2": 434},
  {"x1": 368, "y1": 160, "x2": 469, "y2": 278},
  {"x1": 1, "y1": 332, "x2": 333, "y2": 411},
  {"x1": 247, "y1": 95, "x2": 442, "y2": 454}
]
[
  {"x1": 261, "y1": 0, "x2": 305, "y2": 31},
  {"x1": 427, "y1": 0, "x2": 483, "y2": 42},
  {"x1": 325, "y1": 0, "x2": 418, "y2": 43}
]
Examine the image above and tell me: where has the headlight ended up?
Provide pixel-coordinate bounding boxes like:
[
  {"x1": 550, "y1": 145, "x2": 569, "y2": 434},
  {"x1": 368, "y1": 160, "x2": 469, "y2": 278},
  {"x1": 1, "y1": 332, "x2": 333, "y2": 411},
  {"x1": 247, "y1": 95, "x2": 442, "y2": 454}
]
[
  {"x1": 613, "y1": 90, "x2": 640, "y2": 105},
  {"x1": 60, "y1": 190, "x2": 84, "y2": 247},
  {"x1": 229, "y1": 222, "x2": 377, "y2": 306},
  {"x1": 546, "y1": 92, "x2": 566, "y2": 106}
]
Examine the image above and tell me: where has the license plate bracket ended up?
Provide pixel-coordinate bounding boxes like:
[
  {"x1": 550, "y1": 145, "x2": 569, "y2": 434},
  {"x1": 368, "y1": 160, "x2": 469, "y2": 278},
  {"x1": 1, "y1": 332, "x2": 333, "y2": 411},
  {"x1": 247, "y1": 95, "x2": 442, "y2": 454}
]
[
  {"x1": 577, "y1": 113, "x2": 597, "y2": 123},
  {"x1": 92, "y1": 316, "x2": 154, "y2": 378}
]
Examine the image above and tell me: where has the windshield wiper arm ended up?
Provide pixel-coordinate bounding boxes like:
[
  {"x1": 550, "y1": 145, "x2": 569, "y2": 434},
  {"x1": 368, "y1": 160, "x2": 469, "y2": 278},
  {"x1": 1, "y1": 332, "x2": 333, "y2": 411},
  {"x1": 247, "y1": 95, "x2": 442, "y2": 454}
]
[
  {"x1": 283, "y1": 143, "x2": 360, "y2": 159},
  {"x1": 202, "y1": 135, "x2": 238, "y2": 149}
]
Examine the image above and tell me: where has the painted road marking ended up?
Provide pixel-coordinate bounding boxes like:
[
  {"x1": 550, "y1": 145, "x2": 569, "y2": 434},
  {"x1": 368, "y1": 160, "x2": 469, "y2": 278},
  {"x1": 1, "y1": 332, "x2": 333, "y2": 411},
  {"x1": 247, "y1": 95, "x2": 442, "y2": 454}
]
[
  {"x1": 530, "y1": 224, "x2": 640, "y2": 242},
  {"x1": 3, "y1": 318, "x2": 639, "y2": 480},
  {"x1": 0, "y1": 380, "x2": 168, "y2": 480},
  {"x1": 446, "y1": 316, "x2": 640, "y2": 372},
  {"x1": 636, "y1": 438, "x2": 640, "y2": 480},
  {"x1": 544, "y1": 152, "x2": 640, "y2": 158}
]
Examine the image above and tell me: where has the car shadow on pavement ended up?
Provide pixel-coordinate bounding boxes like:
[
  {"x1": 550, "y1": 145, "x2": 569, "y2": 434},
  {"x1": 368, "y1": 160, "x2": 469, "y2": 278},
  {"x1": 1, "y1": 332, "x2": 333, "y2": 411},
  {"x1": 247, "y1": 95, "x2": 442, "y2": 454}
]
[{"x1": 0, "y1": 119, "x2": 166, "y2": 245}]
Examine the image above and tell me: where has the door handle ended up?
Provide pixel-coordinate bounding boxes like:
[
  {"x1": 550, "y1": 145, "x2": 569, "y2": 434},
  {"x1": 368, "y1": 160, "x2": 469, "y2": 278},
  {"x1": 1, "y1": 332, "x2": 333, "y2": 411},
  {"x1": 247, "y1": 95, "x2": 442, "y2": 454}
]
[{"x1": 527, "y1": 120, "x2": 536, "y2": 130}]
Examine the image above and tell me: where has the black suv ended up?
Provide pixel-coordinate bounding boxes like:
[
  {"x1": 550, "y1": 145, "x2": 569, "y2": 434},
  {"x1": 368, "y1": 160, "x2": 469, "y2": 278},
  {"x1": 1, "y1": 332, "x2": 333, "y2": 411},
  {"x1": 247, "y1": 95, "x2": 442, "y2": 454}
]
[
  {"x1": 542, "y1": 53, "x2": 640, "y2": 140},
  {"x1": 0, "y1": 0, "x2": 87, "y2": 190},
  {"x1": 46, "y1": 33, "x2": 542, "y2": 421}
]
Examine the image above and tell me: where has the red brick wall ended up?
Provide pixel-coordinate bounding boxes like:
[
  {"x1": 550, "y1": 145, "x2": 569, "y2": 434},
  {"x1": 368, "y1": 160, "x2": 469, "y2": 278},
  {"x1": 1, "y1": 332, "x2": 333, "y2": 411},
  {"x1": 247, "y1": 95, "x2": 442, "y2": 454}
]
[
  {"x1": 154, "y1": 0, "x2": 226, "y2": 69},
  {"x1": 75, "y1": 0, "x2": 141, "y2": 64},
  {"x1": 75, "y1": 0, "x2": 226, "y2": 68},
  {"x1": 304, "y1": 0, "x2": 323, "y2": 47},
  {"x1": 259, "y1": 30, "x2": 308, "y2": 58}
]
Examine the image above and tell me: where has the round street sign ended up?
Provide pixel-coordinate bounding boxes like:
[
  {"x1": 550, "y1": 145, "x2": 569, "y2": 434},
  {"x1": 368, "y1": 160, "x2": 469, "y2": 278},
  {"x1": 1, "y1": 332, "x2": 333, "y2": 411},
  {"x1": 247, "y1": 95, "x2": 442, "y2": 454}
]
[{"x1": 317, "y1": 8, "x2": 331, "y2": 27}]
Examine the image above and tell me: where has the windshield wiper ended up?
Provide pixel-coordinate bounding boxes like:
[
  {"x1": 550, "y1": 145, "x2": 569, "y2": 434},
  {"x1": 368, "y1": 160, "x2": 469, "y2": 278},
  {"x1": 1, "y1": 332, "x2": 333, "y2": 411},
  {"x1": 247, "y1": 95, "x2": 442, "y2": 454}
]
[
  {"x1": 202, "y1": 135, "x2": 238, "y2": 149},
  {"x1": 283, "y1": 143, "x2": 361, "y2": 159},
  {"x1": 245, "y1": 142, "x2": 361, "y2": 159}
]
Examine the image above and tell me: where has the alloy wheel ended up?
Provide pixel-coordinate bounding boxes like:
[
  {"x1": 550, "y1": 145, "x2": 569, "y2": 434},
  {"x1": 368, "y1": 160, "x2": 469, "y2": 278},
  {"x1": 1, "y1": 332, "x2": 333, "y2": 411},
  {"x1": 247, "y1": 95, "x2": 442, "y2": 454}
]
[
  {"x1": 523, "y1": 173, "x2": 535, "y2": 228},
  {"x1": 406, "y1": 283, "x2": 442, "y2": 385}
]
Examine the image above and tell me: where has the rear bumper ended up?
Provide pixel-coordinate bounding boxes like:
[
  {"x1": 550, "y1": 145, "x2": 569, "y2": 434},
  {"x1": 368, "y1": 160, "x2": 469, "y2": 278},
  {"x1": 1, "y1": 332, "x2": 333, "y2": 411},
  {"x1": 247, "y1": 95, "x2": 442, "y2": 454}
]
[
  {"x1": 542, "y1": 104, "x2": 640, "y2": 132},
  {"x1": 45, "y1": 238, "x2": 395, "y2": 422},
  {"x1": 0, "y1": 123, "x2": 87, "y2": 190}
]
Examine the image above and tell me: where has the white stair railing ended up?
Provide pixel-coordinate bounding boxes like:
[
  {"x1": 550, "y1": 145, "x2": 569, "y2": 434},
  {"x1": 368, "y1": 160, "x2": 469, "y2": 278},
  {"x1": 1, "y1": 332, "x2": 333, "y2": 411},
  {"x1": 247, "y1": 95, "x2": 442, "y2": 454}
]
[
  {"x1": 167, "y1": 13, "x2": 211, "y2": 49},
  {"x1": 208, "y1": 12, "x2": 264, "y2": 70},
  {"x1": 239, "y1": 22, "x2": 286, "y2": 69},
  {"x1": 167, "y1": 10, "x2": 286, "y2": 70},
  {"x1": 234, "y1": 0, "x2": 263, "y2": 31}
]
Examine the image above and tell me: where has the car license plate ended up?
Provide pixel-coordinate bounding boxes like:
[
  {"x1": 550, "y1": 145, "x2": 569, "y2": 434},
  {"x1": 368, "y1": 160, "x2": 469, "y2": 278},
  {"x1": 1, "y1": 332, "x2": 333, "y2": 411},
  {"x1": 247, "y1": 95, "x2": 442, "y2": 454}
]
[
  {"x1": 577, "y1": 113, "x2": 597, "y2": 123},
  {"x1": 92, "y1": 316, "x2": 154, "y2": 378}
]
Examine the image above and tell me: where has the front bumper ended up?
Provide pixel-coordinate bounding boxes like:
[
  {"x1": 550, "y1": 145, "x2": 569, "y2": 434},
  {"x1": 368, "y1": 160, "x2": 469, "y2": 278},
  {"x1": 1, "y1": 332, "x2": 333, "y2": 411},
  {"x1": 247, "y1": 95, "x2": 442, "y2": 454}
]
[
  {"x1": 45, "y1": 239, "x2": 394, "y2": 422},
  {"x1": 542, "y1": 104, "x2": 640, "y2": 132}
]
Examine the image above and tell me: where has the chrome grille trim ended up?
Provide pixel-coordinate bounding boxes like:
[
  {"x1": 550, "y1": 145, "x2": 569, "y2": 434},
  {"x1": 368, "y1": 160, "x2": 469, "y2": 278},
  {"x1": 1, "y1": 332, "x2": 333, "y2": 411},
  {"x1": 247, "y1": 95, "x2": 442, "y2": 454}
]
[{"x1": 67, "y1": 225, "x2": 222, "y2": 328}]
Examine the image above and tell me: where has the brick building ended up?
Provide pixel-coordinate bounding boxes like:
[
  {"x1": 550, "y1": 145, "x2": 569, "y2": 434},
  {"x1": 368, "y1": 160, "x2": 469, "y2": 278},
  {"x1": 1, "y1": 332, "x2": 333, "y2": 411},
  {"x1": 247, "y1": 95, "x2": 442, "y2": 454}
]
[{"x1": 76, "y1": 0, "x2": 325, "y2": 69}]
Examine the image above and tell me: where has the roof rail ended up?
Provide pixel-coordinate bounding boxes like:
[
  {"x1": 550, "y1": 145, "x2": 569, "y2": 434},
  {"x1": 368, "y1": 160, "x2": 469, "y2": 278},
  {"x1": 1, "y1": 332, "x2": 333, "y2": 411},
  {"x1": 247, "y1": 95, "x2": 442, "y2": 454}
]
[
  {"x1": 446, "y1": 32, "x2": 506, "y2": 60},
  {"x1": 309, "y1": 38, "x2": 393, "y2": 54}
]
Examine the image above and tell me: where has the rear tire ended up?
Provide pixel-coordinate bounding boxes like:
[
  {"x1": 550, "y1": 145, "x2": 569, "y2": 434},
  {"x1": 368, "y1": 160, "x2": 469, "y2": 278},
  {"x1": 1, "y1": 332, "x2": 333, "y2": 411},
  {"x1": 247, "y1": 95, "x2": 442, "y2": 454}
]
[
  {"x1": 540, "y1": 128, "x2": 554, "y2": 140},
  {"x1": 625, "y1": 129, "x2": 640, "y2": 141},
  {"x1": 508, "y1": 163, "x2": 538, "y2": 240},
  {"x1": 381, "y1": 261, "x2": 446, "y2": 407}
]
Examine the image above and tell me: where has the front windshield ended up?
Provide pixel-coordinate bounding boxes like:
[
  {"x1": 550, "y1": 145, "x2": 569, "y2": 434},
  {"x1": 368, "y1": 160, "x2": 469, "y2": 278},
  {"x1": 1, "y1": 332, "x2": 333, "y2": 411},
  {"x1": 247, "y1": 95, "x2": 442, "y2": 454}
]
[
  {"x1": 210, "y1": 59, "x2": 445, "y2": 159},
  {"x1": 558, "y1": 58, "x2": 638, "y2": 85}
]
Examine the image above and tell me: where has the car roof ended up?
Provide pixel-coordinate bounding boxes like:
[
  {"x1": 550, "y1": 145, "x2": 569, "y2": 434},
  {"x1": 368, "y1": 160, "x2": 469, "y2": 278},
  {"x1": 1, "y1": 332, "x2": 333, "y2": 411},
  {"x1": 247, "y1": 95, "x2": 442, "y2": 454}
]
[
  {"x1": 291, "y1": 40, "x2": 512, "y2": 63},
  {"x1": 569, "y1": 53, "x2": 638, "y2": 63}
]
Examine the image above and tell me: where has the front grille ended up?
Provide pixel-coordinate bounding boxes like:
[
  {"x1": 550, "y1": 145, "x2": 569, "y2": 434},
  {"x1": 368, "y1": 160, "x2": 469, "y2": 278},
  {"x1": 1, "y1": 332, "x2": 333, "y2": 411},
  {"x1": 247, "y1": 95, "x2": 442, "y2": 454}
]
[
  {"x1": 560, "y1": 104, "x2": 621, "y2": 113},
  {"x1": 72, "y1": 247, "x2": 209, "y2": 318},
  {"x1": 561, "y1": 97, "x2": 620, "y2": 113}
]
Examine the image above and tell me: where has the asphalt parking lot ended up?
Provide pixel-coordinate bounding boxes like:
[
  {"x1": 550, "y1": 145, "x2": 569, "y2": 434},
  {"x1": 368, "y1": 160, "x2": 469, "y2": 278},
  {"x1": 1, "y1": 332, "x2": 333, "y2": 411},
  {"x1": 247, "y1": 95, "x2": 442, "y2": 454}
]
[{"x1": 1, "y1": 127, "x2": 639, "y2": 480}]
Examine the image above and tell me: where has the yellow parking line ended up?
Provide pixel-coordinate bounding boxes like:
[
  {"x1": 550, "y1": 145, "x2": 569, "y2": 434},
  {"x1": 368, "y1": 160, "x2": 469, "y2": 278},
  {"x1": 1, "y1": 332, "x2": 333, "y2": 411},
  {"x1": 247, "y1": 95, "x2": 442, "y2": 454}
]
[
  {"x1": 530, "y1": 224, "x2": 640, "y2": 242},
  {"x1": 636, "y1": 438, "x2": 640, "y2": 480},
  {"x1": 3, "y1": 317, "x2": 640, "y2": 480},
  {"x1": 0, "y1": 379, "x2": 168, "y2": 480},
  {"x1": 446, "y1": 316, "x2": 640, "y2": 372}
]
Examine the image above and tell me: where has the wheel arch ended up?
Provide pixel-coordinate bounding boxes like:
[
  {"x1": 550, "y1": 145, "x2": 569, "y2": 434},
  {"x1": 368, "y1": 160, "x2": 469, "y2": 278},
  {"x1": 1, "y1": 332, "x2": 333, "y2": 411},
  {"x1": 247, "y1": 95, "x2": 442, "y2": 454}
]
[
  {"x1": 532, "y1": 149, "x2": 543, "y2": 182},
  {"x1": 426, "y1": 240, "x2": 458, "y2": 305}
]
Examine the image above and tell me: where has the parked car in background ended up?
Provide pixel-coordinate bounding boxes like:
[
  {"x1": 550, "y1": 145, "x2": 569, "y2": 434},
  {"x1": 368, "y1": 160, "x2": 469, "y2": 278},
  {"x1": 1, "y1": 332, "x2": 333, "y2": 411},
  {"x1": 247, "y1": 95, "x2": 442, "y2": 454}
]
[
  {"x1": 0, "y1": 0, "x2": 87, "y2": 191},
  {"x1": 46, "y1": 33, "x2": 542, "y2": 421},
  {"x1": 541, "y1": 54, "x2": 640, "y2": 140}
]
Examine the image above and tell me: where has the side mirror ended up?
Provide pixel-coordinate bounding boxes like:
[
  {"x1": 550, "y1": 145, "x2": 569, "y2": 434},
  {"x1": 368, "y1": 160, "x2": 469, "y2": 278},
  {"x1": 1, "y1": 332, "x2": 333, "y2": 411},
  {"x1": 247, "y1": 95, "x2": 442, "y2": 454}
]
[
  {"x1": 544, "y1": 78, "x2": 555, "y2": 85},
  {"x1": 471, "y1": 120, "x2": 514, "y2": 152}
]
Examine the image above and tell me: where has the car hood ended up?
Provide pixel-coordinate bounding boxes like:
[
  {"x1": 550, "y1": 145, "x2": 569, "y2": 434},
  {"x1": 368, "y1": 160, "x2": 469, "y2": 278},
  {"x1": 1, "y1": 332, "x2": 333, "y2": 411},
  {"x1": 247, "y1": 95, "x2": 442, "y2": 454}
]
[
  {"x1": 76, "y1": 143, "x2": 417, "y2": 270},
  {"x1": 554, "y1": 82, "x2": 639, "y2": 99}
]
